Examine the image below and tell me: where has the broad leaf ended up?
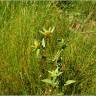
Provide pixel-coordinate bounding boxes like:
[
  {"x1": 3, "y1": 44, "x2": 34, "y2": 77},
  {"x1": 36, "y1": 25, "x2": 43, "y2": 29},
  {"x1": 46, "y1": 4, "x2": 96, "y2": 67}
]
[
  {"x1": 41, "y1": 79, "x2": 57, "y2": 87},
  {"x1": 64, "y1": 80, "x2": 76, "y2": 86},
  {"x1": 41, "y1": 79, "x2": 53, "y2": 85}
]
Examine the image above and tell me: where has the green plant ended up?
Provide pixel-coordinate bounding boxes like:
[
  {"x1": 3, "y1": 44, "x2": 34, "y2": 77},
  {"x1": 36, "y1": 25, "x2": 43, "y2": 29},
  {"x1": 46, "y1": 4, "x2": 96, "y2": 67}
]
[
  {"x1": 42, "y1": 67, "x2": 62, "y2": 88},
  {"x1": 42, "y1": 67, "x2": 76, "y2": 95},
  {"x1": 0, "y1": 1, "x2": 96, "y2": 95},
  {"x1": 40, "y1": 28, "x2": 76, "y2": 95}
]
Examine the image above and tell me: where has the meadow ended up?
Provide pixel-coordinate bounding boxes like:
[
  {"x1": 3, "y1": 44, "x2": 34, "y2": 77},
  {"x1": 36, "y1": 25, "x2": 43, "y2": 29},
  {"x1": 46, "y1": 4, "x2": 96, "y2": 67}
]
[{"x1": 0, "y1": 1, "x2": 96, "y2": 95}]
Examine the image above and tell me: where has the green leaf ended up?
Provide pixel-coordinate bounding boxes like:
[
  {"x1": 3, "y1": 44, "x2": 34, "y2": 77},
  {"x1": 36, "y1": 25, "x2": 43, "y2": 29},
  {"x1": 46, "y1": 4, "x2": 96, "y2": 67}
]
[
  {"x1": 56, "y1": 72, "x2": 63, "y2": 76},
  {"x1": 50, "y1": 71, "x2": 62, "y2": 77},
  {"x1": 42, "y1": 38, "x2": 45, "y2": 48},
  {"x1": 41, "y1": 79, "x2": 57, "y2": 87},
  {"x1": 36, "y1": 49, "x2": 40, "y2": 57},
  {"x1": 64, "y1": 80, "x2": 76, "y2": 86},
  {"x1": 57, "y1": 92, "x2": 64, "y2": 96},
  {"x1": 48, "y1": 71, "x2": 56, "y2": 77},
  {"x1": 48, "y1": 68, "x2": 62, "y2": 77},
  {"x1": 41, "y1": 79, "x2": 53, "y2": 85}
]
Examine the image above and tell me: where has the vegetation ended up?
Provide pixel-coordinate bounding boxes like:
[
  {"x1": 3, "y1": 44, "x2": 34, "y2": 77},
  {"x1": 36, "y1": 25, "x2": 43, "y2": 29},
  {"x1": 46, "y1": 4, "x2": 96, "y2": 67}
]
[{"x1": 0, "y1": 0, "x2": 96, "y2": 95}]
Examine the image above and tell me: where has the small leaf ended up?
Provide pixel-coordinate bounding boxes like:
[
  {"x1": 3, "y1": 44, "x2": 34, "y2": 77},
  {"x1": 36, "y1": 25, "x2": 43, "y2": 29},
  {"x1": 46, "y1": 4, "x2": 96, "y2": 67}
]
[
  {"x1": 48, "y1": 68, "x2": 62, "y2": 77},
  {"x1": 56, "y1": 72, "x2": 63, "y2": 76},
  {"x1": 41, "y1": 79, "x2": 56, "y2": 87},
  {"x1": 41, "y1": 79, "x2": 53, "y2": 85},
  {"x1": 64, "y1": 80, "x2": 76, "y2": 86},
  {"x1": 48, "y1": 70, "x2": 53, "y2": 74},
  {"x1": 42, "y1": 38, "x2": 45, "y2": 48},
  {"x1": 36, "y1": 49, "x2": 40, "y2": 57},
  {"x1": 55, "y1": 67, "x2": 59, "y2": 73},
  {"x1": 61, "y1": 38, "x2": 64, "y2": 44},
  {"x1": 48, "y1": 70, "x2": 56, "y2": 77},
  {"x1": 57, "y1": 92, "x2": 64, "y2": 96}
]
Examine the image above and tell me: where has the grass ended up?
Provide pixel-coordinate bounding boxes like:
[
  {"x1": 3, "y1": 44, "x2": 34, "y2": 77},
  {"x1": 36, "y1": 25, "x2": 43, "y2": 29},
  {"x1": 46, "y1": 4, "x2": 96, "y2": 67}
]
[{"x1": 0, "y1": 1, "x2": 96, "y2": 95}]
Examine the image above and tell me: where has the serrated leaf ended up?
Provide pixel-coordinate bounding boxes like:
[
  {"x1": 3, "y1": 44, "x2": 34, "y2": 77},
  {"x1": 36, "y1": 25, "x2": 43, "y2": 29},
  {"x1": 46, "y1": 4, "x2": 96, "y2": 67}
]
[{"x1": 64, "y1": 80, "x2": 76, "y2": 86}]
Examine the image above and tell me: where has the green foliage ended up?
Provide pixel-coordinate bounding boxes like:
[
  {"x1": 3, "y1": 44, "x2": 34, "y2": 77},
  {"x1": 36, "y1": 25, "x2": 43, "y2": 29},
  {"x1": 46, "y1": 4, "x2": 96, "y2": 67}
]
[
  {"x1": 64, "y1": 80, "x2": 76, "y2": 86},
  {"x1": 42, "y1": 67, "x2": 62, "y2": 87},
  {"x1": 42, "y1": 67, "x2": 76, "y2": 91},
  {"x1": 0, "y1": 0, "x2": 96, "y2": 95}
]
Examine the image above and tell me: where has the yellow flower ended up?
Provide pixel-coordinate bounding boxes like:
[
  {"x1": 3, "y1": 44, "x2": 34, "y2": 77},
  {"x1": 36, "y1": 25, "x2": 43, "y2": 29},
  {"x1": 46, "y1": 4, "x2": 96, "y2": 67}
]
[
  {"x1": 40, "y1": 27, "x2": 55, "y2": 38},
  {"x1": 32, "y1": 40, "x2": 40, "y2": 49}
]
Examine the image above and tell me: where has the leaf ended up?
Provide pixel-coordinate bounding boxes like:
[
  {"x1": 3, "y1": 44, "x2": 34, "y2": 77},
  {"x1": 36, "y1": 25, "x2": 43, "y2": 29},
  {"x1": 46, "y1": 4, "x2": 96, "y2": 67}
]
[
  {"x1": 48, "y1": 70, "x2": 56, "y2": 77},
  {"x1": 64, "y1": 80, "x2": 76, "y2": 86},
  {"x1": 61, "y1": 38, "x2": 64, "y2": 44},
  {"x1": 41, "y1": 79, "x2": 57, "y2": 87},
  {"x1": 42, "y1": 38, "x2": 45, "y2": 48},
  {"x1": 56, "y1": 72, "x2": 63, "y2": 76},
  {"x1": 50, "y1": 72, "x2": 62, "y2": 77},
  {"x1": 48, "y1": 70, "x2": 53, "y2": 74},
  {"x1": 48, "y1": 68, "x2": 62, "y2": 77},
  {"x1": 57, "y1": 92, "x2": 64, "y2": 96},
  {"x1": 36, "y1": 49, "x2": 40, "y2": 57},
  {"x1": 41, "y1": 79, "x2": 53, "y2": 85}
]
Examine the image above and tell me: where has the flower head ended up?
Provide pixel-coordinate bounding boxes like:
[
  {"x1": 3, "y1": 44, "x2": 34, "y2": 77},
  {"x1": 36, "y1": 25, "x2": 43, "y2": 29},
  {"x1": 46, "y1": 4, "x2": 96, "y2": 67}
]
[
  {"x1": 40, "y1": 27, "x2": 55, "y2": 38},
  {"x1": 32, "y1": 39, "x2": 40, "y2": 50}
]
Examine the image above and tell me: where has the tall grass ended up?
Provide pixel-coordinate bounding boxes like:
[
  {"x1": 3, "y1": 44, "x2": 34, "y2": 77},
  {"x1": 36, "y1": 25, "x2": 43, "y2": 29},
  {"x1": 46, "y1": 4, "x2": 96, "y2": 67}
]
[{"x1": 0, "y1": 1, "x2": 96, "y2": 95}]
